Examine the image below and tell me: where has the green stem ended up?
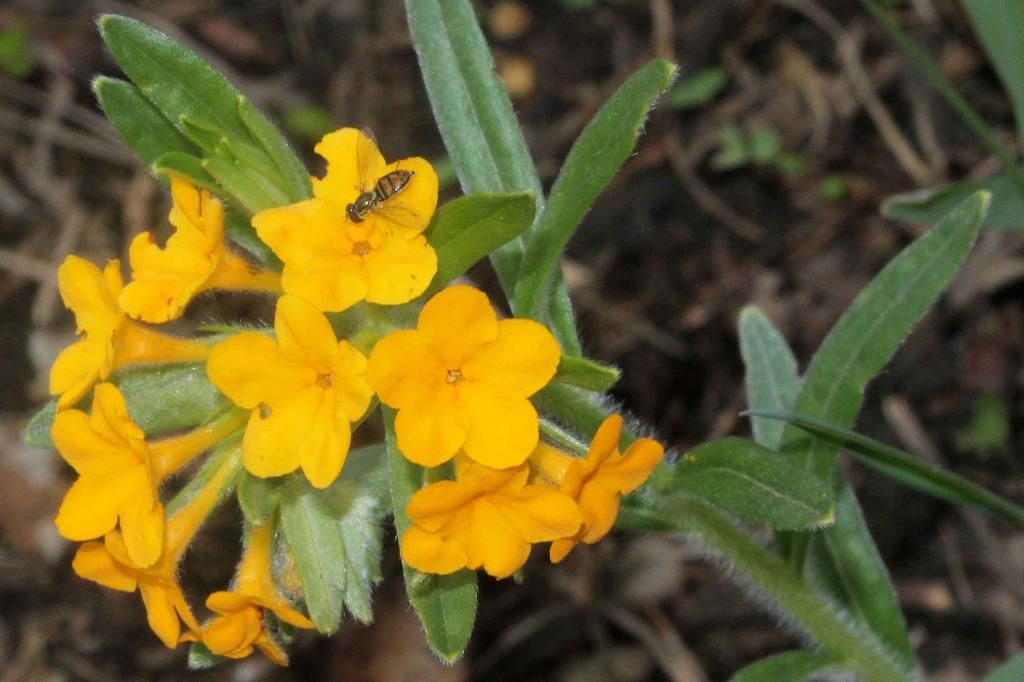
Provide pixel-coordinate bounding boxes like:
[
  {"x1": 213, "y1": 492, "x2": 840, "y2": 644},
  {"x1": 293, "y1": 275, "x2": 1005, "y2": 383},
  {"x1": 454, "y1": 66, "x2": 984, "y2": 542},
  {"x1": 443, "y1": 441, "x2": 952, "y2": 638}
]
[
  {"x1": 618, "y1": 498, "x2": 915, "y2": 682},
  {"x1": 863, "y1": 0, "x2": 1024, "y2": 196}
]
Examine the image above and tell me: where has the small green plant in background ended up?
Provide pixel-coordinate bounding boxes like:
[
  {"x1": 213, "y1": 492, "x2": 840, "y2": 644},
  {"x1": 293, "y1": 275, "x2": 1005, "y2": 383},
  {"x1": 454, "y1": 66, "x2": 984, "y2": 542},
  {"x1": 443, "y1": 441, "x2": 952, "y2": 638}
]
[{"x1": 20, "y1": 0, "x2": 1024, "y2": 679}]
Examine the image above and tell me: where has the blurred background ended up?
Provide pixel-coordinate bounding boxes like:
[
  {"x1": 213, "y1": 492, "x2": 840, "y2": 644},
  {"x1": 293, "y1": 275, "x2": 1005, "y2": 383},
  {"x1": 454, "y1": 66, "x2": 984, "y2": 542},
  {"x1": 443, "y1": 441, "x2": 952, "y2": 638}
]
[{"x1": 1, "y1": 0, "x2": 1022, "y2": 680}]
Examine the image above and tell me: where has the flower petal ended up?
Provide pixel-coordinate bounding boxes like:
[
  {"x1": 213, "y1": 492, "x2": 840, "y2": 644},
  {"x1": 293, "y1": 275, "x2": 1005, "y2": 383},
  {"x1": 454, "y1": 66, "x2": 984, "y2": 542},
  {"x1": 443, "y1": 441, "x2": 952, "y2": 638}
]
[
  {"x1": 496, "y1": 485, "x2": 582, "y2": 543},
  {"x1": 298, "y1": 391, "x2": 352, "y2": 489},
  {"x1": 281, "y1": 255, "x2": 368, "y2": 313},
  {"x1": 463, "y1": 319, "x2": 560, "y2": 398},
  {"x1": 57, "y1": 256, "x2": 122, "y2": 336},
  {"x1": 312, "y1": 128, "x2": 386, "y2": 209},
  {"x1": 394, "y1": 388, "x2": 465, "y2": 467},
  {"x1": 207, "y1": 332, "x2": 311, "y2": 409},
  {"x1": 120, "y1": 489, "x2": 165, "y2": 568},
  {"x1": 417, "y1": 286, "x2": 498, "y2": 368},
  {"x1": 55, "y1": 475, "x2": 123, "y2": 541},
  {"x1": 252, "y1": 199, "x2": 331, "y2": 264},
  {"x1": 274, "y1": 295, "x2": 339, "y2": 366},
  {"x1": 52, "y1": 407, "x2": 135, "y2": 475},
  {"x1": 367, "y1": 330, "x2": 444, "y2": 408},
  {"x1": 362, "y1": 234, "x2": 437, "y2": 305},
  {"x1": 49, "y1": 339, "x2": 108, "y2": 408},
  {"x1": 329, "y1": 341, "x2": 373, "y2": 422},
  {"x1": 464, "y1": 500, "x2": 532, "y2": 579},
  {"x1": 406, "y1": 480, "x2": 479, "y2": 531},
  {"x1": 139, "y1": 583, "x2": 182, "y2": 648},
  {"x1": 400, "y1": 525, "x2": 468, "y2": 576},
  {"x1": 71, "y1": 541, "x2": 137, "y2": 592},
  {"x1": 242, "y1": 386, "x2": 321, "y2": 478},
  {"x1": 458, "y1": 383, "x2": 539, "y2": 469}
]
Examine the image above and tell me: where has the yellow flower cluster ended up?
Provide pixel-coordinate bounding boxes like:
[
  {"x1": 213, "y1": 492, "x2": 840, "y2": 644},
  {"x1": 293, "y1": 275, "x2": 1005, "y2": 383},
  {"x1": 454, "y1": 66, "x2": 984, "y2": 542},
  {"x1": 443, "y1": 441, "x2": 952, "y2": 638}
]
[{"x1": 46, "y1": 128, "x2": 663, "y2": 664}]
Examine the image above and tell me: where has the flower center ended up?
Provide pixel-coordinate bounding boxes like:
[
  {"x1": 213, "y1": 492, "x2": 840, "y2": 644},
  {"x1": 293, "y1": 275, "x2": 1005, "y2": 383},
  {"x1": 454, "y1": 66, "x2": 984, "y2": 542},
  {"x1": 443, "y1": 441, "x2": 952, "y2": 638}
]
[
  {"x1": 316, "y1": 373, "x2": 333, "y2": 389},
  {"x1": 352, "y1": 241, "x2": 372, "y2": 257},
  {"x1": 445, "y1": 369, "x2": 464, "y2": 385}
]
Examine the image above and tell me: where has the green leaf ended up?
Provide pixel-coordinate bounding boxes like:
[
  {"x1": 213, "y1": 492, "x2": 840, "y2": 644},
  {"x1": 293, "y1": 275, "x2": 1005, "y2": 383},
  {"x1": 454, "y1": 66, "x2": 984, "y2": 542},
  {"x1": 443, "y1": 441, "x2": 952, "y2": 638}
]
[
  {"x1": 729, "y1": 651, "x2": 839, "y2": 682},
  {"x1": 203, "y1": 154, "x2": 290, "y2": 213},
  {"x1": 224, "y1": 206, "x2": 281, "y2": 269},
  {"x1": 236, "y1": 473, "x2": 284, "y2": 526},
  {"x1": 405, "y1": 0, "x2": 543, "y2": 290},
  {"x1": 116, "y1": 362, "x2": 229, "y2": 436},
  {"x1": 661, "y1": 438, "x2": 834, "y2": 530},
  {"x1": 755, "y1": 411, "x2": 1024, "y2": 527},
  {"x1": 883, "y1": 176, "x2": 1024, "y2": 229},
  {"x1": 93, "y1": 77, "x2": 200, "y2": 178},
  {"x1": 279, "y1": 446, "x2": 389, "y2": 632},
  {"x1": 782, "y1": 191, "x2": 989, "y2": 480},
  {"x1": 384, "y1": 407, "x2": 477, "y2": 661},
  {"x1": 237, "y1": 96, "x2": 312, "y2": 203},
  {"x1": 983, "y1": 650, "x2": 1024, "y2": 682},
  {"x1": 424, "y1": 192, "x2": 536, "y2": 296},
  {"x1": 515, "y1": 59, "x2": 678, "y2": 322},
  {"x1": 405, "y1": 0, "x2": 579, "y2": 353},
  {"x1": 962, "y1": 1, "x2": 1024, "y2": 145},
  {"x1": 187, "y1": 642, "x2": 226, "y2": 670},
  {"x1": 553, "y1": 355, "x2": 621, "y2": 393},
  {"x1": 152, "y1": 151, "x2": 218, "y2": 190},
  {"x1": 22, "y1": 400, "x2": 57, "y2": 449},
  {"x1": 668, "y1": 68, "x2": 727, "y2": 110},
  {"x1": 98, "y1": 15, "x2": 250, "y2": 145},
  {"x1": 738, "y1": 306, "x2": 800, "y2": 449},
  {"x1": 279, "y1": 477, "x2": 347, "y2": 633}
]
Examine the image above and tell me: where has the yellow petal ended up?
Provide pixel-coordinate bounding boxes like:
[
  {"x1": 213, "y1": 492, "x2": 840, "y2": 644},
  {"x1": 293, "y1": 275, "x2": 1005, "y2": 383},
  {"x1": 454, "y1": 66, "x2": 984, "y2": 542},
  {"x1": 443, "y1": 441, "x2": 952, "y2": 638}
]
[
  {"x1": 312, "y1": 128, "x2": 386, "y2": 209},
  {"x1": 254, "y1": 631, "x2": 290, "y2": 666},
  {"x1": 253, "y1": 199, "x2": 331, "y2": 264},
  {"x1": 577, "y1": 479, "x2": 625, "y2": 543},
  {"x1": 91, "y1": 383, "x2": 146, "y2": 444},
  {"x1": 549, "y1": 536, "x2": 579, "y2": 564},
  {"x1": 119, "y1": 231, "x2": 212, "y2": 324},
  {"x1": 298, "y1": 391, "x2": 352, "y2": 489},
  {"x1": 51, "y1": 407, "x2": 135, "y2": 475},
  {"x1": 400, "y1": 525, "x2": 468, "y2": 576},
  {"x1": 207, "y1": 332, "x2": 311, "y2": 409},
  {"x1": 587, "y1": 414, "x2": 623, "y2": 467},
  {"x1": 274, "y1": 295, "x2": 340, "y2": 366},
  {"x1": 280, "y1": 255, "x2": 368, "y2": 313},
  {"x1": 139, "y1": 583, "x2": 182, "y2": 648},
  {"x1": 417, "y1": 286, "x2": 498, "y2": 368},
  {"x1": 54, "y1": 474, "x2": 125, "y2": 541},
  {"x1": 204, "y1": 607, "x2": 262, "y2": 659},
  {"x1": 463, "y1": 319, "x2": 560, "y2": 398},
  {"x1": 394, "y1": 388, "x2": 466, "y2": 467},
  {"x1": 458, "y1": 382, "x2": 539, "y2": 468},
  {"x1": 57, "y1": 255, "x2": 122, "y2": 337},
  {"x1": 242, "y1": 386, "x2": 321, "y2": 478},
  {"x1": 49, "y1": 339, "x2": 109, "y2": 408},
  {"x1": 367, "y1": 330, "x2": 444, "y2": 408},
  {"x1": 362, "y1": 234, "x2": 437, "y2": 305},
  {"x1": 360, "y1": 156, "x2": 439, "y2": 238},
  {"x1": 405, "y1": 480, "x2": 480, "y2": 532},
  {"x1": 464, "y1": 499, "x2": 532, "y2": 579},
  {"x1": 496, "y1": 485, "x2": 582, "y2": 543},
  {"x1": 121, "y1": 490, "x2": 165, "y2": 568},
  {"x1": 329, "y1": 341, "x2": 373, "y2": 422},
  {"x1": 71, "y1": 541, "x2": 137, "y2": 592}
]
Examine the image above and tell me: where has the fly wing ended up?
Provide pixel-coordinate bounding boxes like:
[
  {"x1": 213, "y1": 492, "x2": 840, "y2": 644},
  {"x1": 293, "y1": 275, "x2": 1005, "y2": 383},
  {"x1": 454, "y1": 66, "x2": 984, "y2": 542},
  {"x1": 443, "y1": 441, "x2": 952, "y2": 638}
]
[
  {"x1": 354, "y1": 127, "x2": 381, "y2": 193},
  {"x1": 374, "y1": 202, "x2": 430, "y2": 235}
]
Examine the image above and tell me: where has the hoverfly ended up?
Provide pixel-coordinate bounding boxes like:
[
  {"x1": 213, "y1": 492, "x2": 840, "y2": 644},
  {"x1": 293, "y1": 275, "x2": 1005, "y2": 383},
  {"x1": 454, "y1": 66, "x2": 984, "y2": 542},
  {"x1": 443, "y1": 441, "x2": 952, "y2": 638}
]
[{"x1": 345, "y1": 129, "x2": 419, "y2": 230}]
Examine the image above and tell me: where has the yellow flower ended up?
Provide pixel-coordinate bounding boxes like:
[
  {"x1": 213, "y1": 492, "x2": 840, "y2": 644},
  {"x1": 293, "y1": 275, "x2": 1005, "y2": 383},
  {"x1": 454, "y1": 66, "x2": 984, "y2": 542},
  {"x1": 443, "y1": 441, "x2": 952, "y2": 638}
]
[
  {"x1": 71, "y1": 444, "x2": 242, "y2": 648},
  {"x1": 206, "y1": 295, "x2": 374, "y2": 488},
  {"x1": 368, "y1": 285, "x2": 561, "y2": 469},
  {"x1": 186, "y1": 524, "x2": 315, "y2": 665},
  {"x1": 53, "y1": 383, "x2": 245, "y2": 568},
  {"x1": 532, "y1": 415, "x2": 663, "y2": 563},
  {"x1": 252, "y1": 128, "x2": 439, "y2": 312},
  {"x1": 401, "y1": 456, "x2": 582, "y2": 579},
  {"x1": 120, "y1": 176, "x2": 281, "y2": 323},
  {"x1": 49, "y1": 255, "x2": 209, "y2": 409}
]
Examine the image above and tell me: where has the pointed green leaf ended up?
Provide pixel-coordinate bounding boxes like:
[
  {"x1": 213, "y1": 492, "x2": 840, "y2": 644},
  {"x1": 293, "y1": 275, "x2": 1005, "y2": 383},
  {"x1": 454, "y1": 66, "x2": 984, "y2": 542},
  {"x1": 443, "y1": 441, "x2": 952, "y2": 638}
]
[
  {"x1": 237, "y1": 96, "x2": 312, "y2": 203},
  {"x1": 204, "y1": 155, "x2": 291, "y2": 213},
  {"x1": 22, "y1": 400, "x2": 57, "y2": 449},
  {"x1": 116, "y1": 362, "x2": 229, "y2": 436},
  {"x1": 668, "y1": 68, "x2": 728, "y2": 110},
  {"x1": 782, "y1": 191, "x2": 989, "y2": 479},
  {"x1": 279, "y1": 445, "x2": 389, "y2": 632},
  {"x1": 187, "y1": 642, "x2": 226, "y2": 670},
  {"x1": 738, "y1": 306, "x2": 800, "y2": 449},
  {"x1": 755, "y1": 411, "x2": 1024, "y2": 526},
  {"x1": 883, "y1": 176, "x2": 1024, "y2": 229},
  {"x1": 405, "y1": 0, "x2": 579, "y2": 353},
  {"x1": 662, "y1": 437, "x2": 834, "y2": 530},
  {"x1": 93, "y1": 77, "x2": 199, "y2": 177},
  {"x1": 515, "y1": 59, "x2": 677, "y2": 322},
  {"x1": 553, "y1": 355, "x2": 621, "y2": 392},
  {"x1": 424, "y1": 192, "x2": 536, "y2": 296},
  {"x1": 384, "y1": 407, "x2": 477, "y2": 661},
  {"x1": 729, "y1": 651, "x2": 839, "y2": 682}
]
